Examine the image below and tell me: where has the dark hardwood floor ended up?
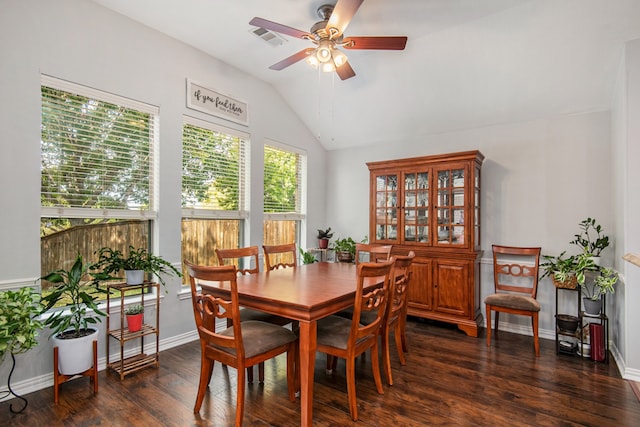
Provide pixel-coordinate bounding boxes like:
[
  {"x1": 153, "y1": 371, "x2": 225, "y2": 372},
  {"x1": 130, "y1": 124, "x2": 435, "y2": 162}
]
[{"x1": 2, "y1": 318, "x2": 639, "y2": 426}]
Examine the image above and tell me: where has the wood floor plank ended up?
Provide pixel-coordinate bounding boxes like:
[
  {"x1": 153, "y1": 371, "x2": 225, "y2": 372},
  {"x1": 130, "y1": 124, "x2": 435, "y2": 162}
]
[{"x1": 2, "y1": 317, "x2": 639, "y2": 426}]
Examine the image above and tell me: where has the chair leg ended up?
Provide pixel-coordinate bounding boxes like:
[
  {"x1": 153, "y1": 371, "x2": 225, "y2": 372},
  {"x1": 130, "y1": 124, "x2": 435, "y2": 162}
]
[
  {"x1": 345, "y1": 355, "x2": 358, "y2": 421},
  {"x1": 532, "y1": 312, "x2": 540, "y2": 357},
  {"x1": 286, "y1": 345, "x2": 296, "y2": 402},
  {"x1": 400, "y1": 312, "x2": 409, "y2": 354},
  {"x1": 371, "y1": 343, "x2": 384, "y2": 395},
  {"x1": 194, "y1": 357, "x2": 213, "y2": 413},
  {"x1": 258, "y1": 362, "x2": 265, "y2": 383},
  {"x1": 247, "y1": 366, "x2": 253, "y2": 383},
  {"x1": 394, "y1": 321, "x2": 406, "y2": 366},
  {"x1": 485, "y1": 305, "x2": 492, "y2": 348},
  {"x1": 381, "y1": 327, "x2": 393, "y2": 386},
  {"x1": 235, "y1": 363, "x2": 246, "y2": 427},
  {"x1": 495, "y1": 311, "x2": 500, "y2": 334}
]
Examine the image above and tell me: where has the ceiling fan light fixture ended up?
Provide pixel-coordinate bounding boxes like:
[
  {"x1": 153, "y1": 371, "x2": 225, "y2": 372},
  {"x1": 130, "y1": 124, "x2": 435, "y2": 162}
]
[
  {"x1": 306, "y1": 55, "x2": 319, "y2": 68},
  {"x1": 321, "y1": 61, "x2": 335, "y2": 73},
  {"x1": 316, "y1": 40, "x2": 332, "y2": 63},
  {"x1": 332, "y1": 49, "x2": 348, "y2": 67}
]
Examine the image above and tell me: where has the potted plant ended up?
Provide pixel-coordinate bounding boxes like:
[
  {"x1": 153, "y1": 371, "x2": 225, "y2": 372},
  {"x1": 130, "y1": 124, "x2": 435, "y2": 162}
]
[
  {"x1": 581, "y1": 267, "x2": 618, "y2": 315},
  {"x1": 124, "y1": 304, "x2": 144, "y2": 332},
  {"x1": 92, "y1": 245, "x2": 182, "y2": 289},
  {"x1": 570, "y1": 217, "x2": 610, "y2": 265},
  {"x1": 540, "y1": 251, "x2": 579, "y2": 289},
  {"x1": 317, "y1": 227, "x2": 334, "y2": 249},
  {"x1": 299, "y1": 248, "x2": 318, "y2": 265},
  {"x1": 332, "y1": 237, "x2": 357, "y2": 263},
  {"x1": 0, "y1": 286, "x2": 44, "y2": 412},
  {"x1": 40, "y1": 254, "x2": 107, "y2": 375}
]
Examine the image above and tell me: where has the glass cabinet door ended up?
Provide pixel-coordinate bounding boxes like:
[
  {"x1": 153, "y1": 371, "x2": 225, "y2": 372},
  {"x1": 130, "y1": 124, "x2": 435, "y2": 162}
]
[
  {"x1": 374, "y1": 174, "x2": 398, "y2": 241},
  {"x1": 403, "y1": 171, "x2": 429, "y2": 243},
  {"x1": 436, "y1": 166, "x2": 466, "y2": 246}
]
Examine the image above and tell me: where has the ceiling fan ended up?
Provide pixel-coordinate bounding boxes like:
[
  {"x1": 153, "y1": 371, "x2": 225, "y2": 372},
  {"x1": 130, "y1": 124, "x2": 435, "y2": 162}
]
[{"x1": 249, "y1": 0, "x2": 407, "y2": 81}]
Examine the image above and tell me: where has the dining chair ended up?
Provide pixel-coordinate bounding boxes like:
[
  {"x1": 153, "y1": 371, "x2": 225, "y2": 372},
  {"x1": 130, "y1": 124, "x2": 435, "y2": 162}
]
[
  {"x1": 332, "y1": 252, "x2": 415, "y2": 385},
  {"x1": 355, "y1": 243, "x2": 393, "y2": 264},
  {"x1": 263, "y1": 243, "x2": 298, "y2": 271},
  {"x1": 184, "y1": 260, "x2": 297, "y2": 425},
  {"x1": 316, "y1": 259, "x2": 394, "y2": 421},
  {"x1": 485, "y1": 245, "x2": 542, "y2": 356},
  {"x1": 215, "y1": 246, "x2": 292, "y2": 383}
]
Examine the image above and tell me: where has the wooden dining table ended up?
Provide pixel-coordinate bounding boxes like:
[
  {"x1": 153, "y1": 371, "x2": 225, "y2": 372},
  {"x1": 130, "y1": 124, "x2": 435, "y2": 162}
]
[{"x1": 199, "y1": 261, "x2": 368, "y2": 426}]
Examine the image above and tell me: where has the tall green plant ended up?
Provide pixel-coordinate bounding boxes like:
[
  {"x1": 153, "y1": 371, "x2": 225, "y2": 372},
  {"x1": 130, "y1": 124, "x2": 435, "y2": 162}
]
[{"x1": 40, "y1": 255, "x2": 107, "y2": 338}]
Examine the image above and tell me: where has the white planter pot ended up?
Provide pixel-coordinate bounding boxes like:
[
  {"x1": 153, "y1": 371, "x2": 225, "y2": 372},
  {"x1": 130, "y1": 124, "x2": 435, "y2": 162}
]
[
  {"x1": 52, "y1": 328, "x2": 98, "y2": 375},
  {"x1": 125, "y1": 269, "x2": 144, "y2": 285}
]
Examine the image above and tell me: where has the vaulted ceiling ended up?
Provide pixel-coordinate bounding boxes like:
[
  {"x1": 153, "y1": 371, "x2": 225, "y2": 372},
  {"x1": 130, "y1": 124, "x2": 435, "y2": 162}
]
[{"x1": 91, "y1": 0, "x2": 640, "y2": 150}]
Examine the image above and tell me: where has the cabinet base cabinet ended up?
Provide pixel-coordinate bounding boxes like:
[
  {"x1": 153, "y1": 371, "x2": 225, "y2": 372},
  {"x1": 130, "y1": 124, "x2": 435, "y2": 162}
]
[{"x1": 405, "y1": 253, "x2": 482, "y2": 337}]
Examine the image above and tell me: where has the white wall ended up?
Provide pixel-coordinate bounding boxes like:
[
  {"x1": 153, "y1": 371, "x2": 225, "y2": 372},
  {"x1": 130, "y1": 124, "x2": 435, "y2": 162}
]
[
  {"x1": 0, "y1": 0, "x2": 327, "y2": 392},
  {"x1": 621, "y1": 38, "x2": 640, "y2": 378}
]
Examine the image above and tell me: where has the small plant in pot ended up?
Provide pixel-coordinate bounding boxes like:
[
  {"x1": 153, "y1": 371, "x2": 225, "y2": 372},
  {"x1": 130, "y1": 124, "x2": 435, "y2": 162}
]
[
  {"x1": 124, "y1": 304, "x2": 144, "y2": 332},
  {"x1": 299, "y1": 248, "x2": 318, "y2": 265},
  {"x1": 40, "y1": 254, "x2": 107, "y2": 375},
  {"x1": 92, "y1": 245, "x2": 182, "y2": 290},
  {"x1": 317, "y1": 227, "x2": 334, "y2": 249},
  {"x1": 580, "y1": 266, "x2": 618, "y2": 315},
  {"x1": 332, "y1": 237, "x2": 357, "y2": 263},
  {"x1": 541, "y1": 251, "x2": 597, "y2": 289}
]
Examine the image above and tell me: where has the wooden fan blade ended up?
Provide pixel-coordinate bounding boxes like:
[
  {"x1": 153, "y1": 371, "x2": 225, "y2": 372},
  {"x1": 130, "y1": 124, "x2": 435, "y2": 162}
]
[
  {"x1": 249, "y1": 17, "x2": 311, "y2": 40},
  {"x1": 342, "y1": 36, "x2": 408, "y2": 50},
  {"x1": 269, "y1": 48, "x2": 316, "y2": 71},
  {"x1": 327, "y1": 0, "x2": 364, "y2": 36},
  {"x1": 335, "y1": 60, "x2": 356, "y2": 81}
]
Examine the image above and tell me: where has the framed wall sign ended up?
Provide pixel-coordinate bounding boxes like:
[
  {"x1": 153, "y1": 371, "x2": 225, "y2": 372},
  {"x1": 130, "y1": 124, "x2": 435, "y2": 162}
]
[{"x1": 186, "y1": 79, "x2": 248, "y2": 126}]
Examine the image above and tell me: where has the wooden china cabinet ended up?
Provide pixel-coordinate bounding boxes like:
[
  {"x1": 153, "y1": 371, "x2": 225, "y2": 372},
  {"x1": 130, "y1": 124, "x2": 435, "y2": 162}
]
[{"x1": 367, "y1": 150, "x2": 484, "y2": 336}]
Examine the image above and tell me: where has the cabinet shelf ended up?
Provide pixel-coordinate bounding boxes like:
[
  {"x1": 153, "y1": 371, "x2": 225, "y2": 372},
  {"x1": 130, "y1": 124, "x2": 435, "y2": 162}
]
[{"x1": 106, "y1": 282, "x2": 160, "y2": 380}]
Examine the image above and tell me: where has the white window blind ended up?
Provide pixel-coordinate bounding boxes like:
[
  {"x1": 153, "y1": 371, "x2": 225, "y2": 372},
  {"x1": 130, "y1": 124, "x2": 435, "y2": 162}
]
[
  {"x1": 40, "y1": 75, "x2": 158, "y2": 219},
  {"x1": 263, "y1": 143, "x2": 306, "y2": 220},
  {"x1": 181, "y1": 116, "x2": 249, "y2": 218}
]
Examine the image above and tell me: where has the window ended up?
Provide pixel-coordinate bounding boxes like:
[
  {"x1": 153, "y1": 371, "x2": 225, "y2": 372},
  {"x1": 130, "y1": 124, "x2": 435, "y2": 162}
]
[
  {"x1": 263, "y1": 142, "x2": 306, "y2": 252},
  {"x1": 40, "y1": 75, "x2": 158, "y2": 302},
  {"x1": 181, "y1": 117, "x2": 249, "y2": 279}
]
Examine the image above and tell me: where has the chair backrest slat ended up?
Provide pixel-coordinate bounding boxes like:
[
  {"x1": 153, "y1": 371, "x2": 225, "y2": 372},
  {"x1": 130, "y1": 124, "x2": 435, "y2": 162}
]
[
  {"x1": 492, "y1": 245, "x2": 541, "y2": 298},
  {"x1": 184, "y1": 261, "x2": 245, "y2": 357},
  {"x1": 355, "y1": 243, "x2": 393, "y2": 265},
  {"x1": 351, "y1": 259, "x2": 394, "y2": 343},
  {"x1": 263, "y1": 243, "x2": 297, "y2": 271},
  {"x1": 215, "y1": 246, "x2": 260, "y2": 275}
]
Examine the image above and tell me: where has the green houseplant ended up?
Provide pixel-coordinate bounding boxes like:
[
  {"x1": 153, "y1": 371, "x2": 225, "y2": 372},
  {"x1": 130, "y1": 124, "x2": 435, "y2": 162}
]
[
  {"x1": 0, "y1": 287, "x2": 43, "y2": 362},
  {"x1": 570, "y1": 217, "x2": 610, "y2": 261},
  {"x1": 0, "y1": 286, "x2": 44, "y2": 413},
  {"x1": 92, "y1": 245, "x2": 182, "y2": 289},
  {"x1": 317, "y1": 227, "x2": 334, "y2": 249},
  {"x1": 332, "y1": 237, "x2": 357, "y2": 263},
  {"x1": 40, "y1": 254, "x2": 107, "y2": 375},
  {"x1": 299, "y1": 248, "x2": 318, "y2": 265},
  {"x1": 541, "y1": 251, "x2": 597, "y2": 289},
  {"x1": 580, "y1": 267, "x2": 619, "y2": 315}
]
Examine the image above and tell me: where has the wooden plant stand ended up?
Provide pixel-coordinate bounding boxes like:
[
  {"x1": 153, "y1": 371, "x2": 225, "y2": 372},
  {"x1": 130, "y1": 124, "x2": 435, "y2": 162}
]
[{"x1": 53, "y1": 340, "x2": 98, "y2": 403}]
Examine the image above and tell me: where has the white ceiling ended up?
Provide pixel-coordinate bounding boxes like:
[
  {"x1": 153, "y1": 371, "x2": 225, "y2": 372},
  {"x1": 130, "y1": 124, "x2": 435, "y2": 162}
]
[{"x1": 91, "y1": 0, "x2": 640, "y2": 150}]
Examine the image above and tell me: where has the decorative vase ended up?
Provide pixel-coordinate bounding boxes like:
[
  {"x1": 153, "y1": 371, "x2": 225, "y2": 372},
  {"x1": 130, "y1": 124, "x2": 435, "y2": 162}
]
[
  {"x1": 126, "y1": 313, "x2": 144, "y2": 332},
  {"x1": 52, "y1": 328, "x2": 98, "y2": 375},
  {"x1": 318, "y1": 238, "x2": 329, "y2": 249},
  {"x1": 125, "y1": 269, "x2": 144, "y2": 285},
  {"x1": 582, "y1": 297, "x2": 602, "y2": 315}
]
